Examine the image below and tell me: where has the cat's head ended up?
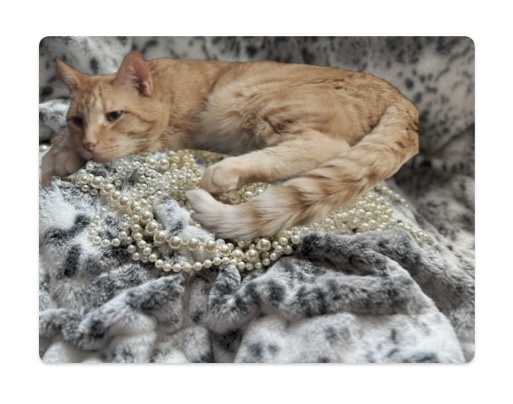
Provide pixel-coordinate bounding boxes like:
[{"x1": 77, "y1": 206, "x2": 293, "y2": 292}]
[{"x1": 56, "y1": 51, "x2": 168, "y2": 162}]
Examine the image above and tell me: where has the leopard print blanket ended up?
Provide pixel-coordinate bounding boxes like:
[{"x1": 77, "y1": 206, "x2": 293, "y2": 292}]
[{"x1": 39, "y1": 36, "x2": 474, "y2": 363}]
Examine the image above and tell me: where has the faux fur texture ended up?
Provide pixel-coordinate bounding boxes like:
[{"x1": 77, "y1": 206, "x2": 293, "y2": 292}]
[{"x1": 39, "y1": 36, "x2": 474, "y2": 363}]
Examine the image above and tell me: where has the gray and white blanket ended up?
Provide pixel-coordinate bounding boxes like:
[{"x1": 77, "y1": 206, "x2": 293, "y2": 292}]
[{"x1": 38, "y1": 36, "x2": 474, "y2": 363}]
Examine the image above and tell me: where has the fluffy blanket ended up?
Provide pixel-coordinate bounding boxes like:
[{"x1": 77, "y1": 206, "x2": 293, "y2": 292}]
[{"x1": 38, "y1": 36, "x2": 475, "y2": 363}]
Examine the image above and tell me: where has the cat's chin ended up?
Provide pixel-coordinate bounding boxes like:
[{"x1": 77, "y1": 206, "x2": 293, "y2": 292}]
[
  {"x1": 79, "y1": 150, "x2": 111, "y2": 164},
  {"x1": 91, "y1": 155, "x2": 113, "y2": 164}
]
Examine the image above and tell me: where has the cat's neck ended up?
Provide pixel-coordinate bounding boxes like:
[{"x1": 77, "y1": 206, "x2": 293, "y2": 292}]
[
  {"x1": 148, "y1": 58, "x2": 234, "y2": 103},
  {"x1": 146, "y1": 58, "x2": 236, "y2": 149}
]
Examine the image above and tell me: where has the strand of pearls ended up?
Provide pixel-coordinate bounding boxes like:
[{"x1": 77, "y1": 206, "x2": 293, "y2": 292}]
[{"x1": 47, "y1": 148, "x2": 430, "y2": 273}]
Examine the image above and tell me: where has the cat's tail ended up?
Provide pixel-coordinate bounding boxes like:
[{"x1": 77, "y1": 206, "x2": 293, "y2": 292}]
[{"x1": 186, "y1": 102, "x2": 418, "y2": 240}]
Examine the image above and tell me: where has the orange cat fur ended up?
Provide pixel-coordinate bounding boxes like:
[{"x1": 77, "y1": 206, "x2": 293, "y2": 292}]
[{"x1": 41, "y1": 51, "x2": 419, "y2": 240}]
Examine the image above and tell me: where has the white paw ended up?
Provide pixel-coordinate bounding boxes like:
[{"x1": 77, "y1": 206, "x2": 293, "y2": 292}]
[
  {"x1": 186, "y1": 188, "x2": 218, "y2": 213},
  {"x1": 186, "y1": 189, "x2": 222, "y2": 230},
  {"x1": 185, "y1": 189, "x2": 239, "y2": 238}
]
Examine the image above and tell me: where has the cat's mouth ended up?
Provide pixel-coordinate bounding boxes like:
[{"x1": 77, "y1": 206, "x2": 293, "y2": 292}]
[{"x1": 79, "y1": 149, "x2": 93, "y2": 160}]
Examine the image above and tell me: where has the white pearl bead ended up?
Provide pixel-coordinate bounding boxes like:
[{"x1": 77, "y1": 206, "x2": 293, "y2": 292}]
[
  {"x1": 141, "y1": 210, "x2": 153, "y2": 223},
  {"x1": 278, "y1": 237, "x2": 288, "y2": 246},
  {"x1": 205, "y1": 240, "x2": 217, "y2": 252},
  {"x1": 119, "y1": 196, "x2": 129, "y2": 206},
  {"x1": 349, "y1": 218, "x2": 360, "y2": 229},
  {"x1": 291, "y1": 234, "x2": 301, "y2": 245},
  {"x1": 187, "y1": 238, "x2": 200, "y2": 251},
  {"x1": 130, "y1": 201, "x2": 141, "y2": 212},
  {"x1": 159, "y1": 159, "x2": 170, "y2": 170},
  {"x1": 169, "y1": 236, "x2": 181, "y2": 249},
  {"x1": 145, "y1": 220, "x2": 159, "y2": 234},
  {"x1": 257, "y1": 239, "x2": 271, "y2": 252},
  {"x1": 153, "y1": 230, "x2": 167, "y2": 244},
  {"x1": 232, "y1": 248, "x2": 244, "y2": 260},
  {"x1": 131, "y1": 225, "x2": 142, "y2": 234},
  {"x1": 246, "y1": 249, "x2": 259, "y2": 262}
]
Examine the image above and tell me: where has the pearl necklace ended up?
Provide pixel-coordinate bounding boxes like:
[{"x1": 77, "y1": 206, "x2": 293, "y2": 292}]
[{"x1": 43, "y1": 147, "x2": 430, "y2": 274}]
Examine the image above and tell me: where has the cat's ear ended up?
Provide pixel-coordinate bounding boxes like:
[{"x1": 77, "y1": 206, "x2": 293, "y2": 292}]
[
  {"x1": 55, "y1": 59, "x2": 87, "y2": 92},
  {"x1": 114, "y1": 51, "x2": 153, "y2": 96}
]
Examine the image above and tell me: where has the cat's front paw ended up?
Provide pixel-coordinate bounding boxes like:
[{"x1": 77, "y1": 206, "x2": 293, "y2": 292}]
[
  {"x1": 41, "y1": 139, "x2": 86, "y2": 186},
  {"x1": 200, "y1": 158, "x2": 241, "y2": 194}
]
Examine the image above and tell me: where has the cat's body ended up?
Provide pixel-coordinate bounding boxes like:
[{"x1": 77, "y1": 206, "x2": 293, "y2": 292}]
[{"x1": 42, "y1": 51, "x2": 419, "y2": 240}]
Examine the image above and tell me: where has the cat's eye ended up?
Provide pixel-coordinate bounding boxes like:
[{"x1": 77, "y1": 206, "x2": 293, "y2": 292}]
[
  {"x1": 106, "y1": 111, "x2": 124, "y2": 122},
  {"x1": 69, "y1": 116, "x2": 83, "y2": 128}
]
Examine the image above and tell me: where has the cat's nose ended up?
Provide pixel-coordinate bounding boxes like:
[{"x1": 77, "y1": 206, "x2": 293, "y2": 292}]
[{"x1": 83, "y1": 142, "x2": 97, "y2": 152}]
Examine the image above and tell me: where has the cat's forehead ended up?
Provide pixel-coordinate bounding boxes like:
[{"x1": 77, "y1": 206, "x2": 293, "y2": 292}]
[{"x1": 70, "y1": 79, "x2": 121, "y2": 113}]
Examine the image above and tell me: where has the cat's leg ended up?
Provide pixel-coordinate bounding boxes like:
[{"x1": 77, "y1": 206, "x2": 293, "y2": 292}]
[
  {"x1": 41, "y1": 135, "x2": 87, "y2": 186},
  {"x1": 199, "y1": 133, "x2": 350, "y2": 194},
  {"x1": 186, "y1": 101, "x2": 418, "y2": 240}
]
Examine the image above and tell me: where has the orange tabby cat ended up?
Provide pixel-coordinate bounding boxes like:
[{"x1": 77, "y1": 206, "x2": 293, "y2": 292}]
[{"x1": 41, "y1": 51, "x2": 418, "y2": 240}]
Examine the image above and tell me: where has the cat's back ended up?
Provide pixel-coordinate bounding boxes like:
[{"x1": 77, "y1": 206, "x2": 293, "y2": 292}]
[
  {"x1": 194, "y1": 59, "x2": 405, "y2": 151},
  {"x1": 215, "y1": 59, "x2": 394, "y2": 93},
  {"x1": 147, "y1": 57, "x2": 398, "y2": 102}
]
